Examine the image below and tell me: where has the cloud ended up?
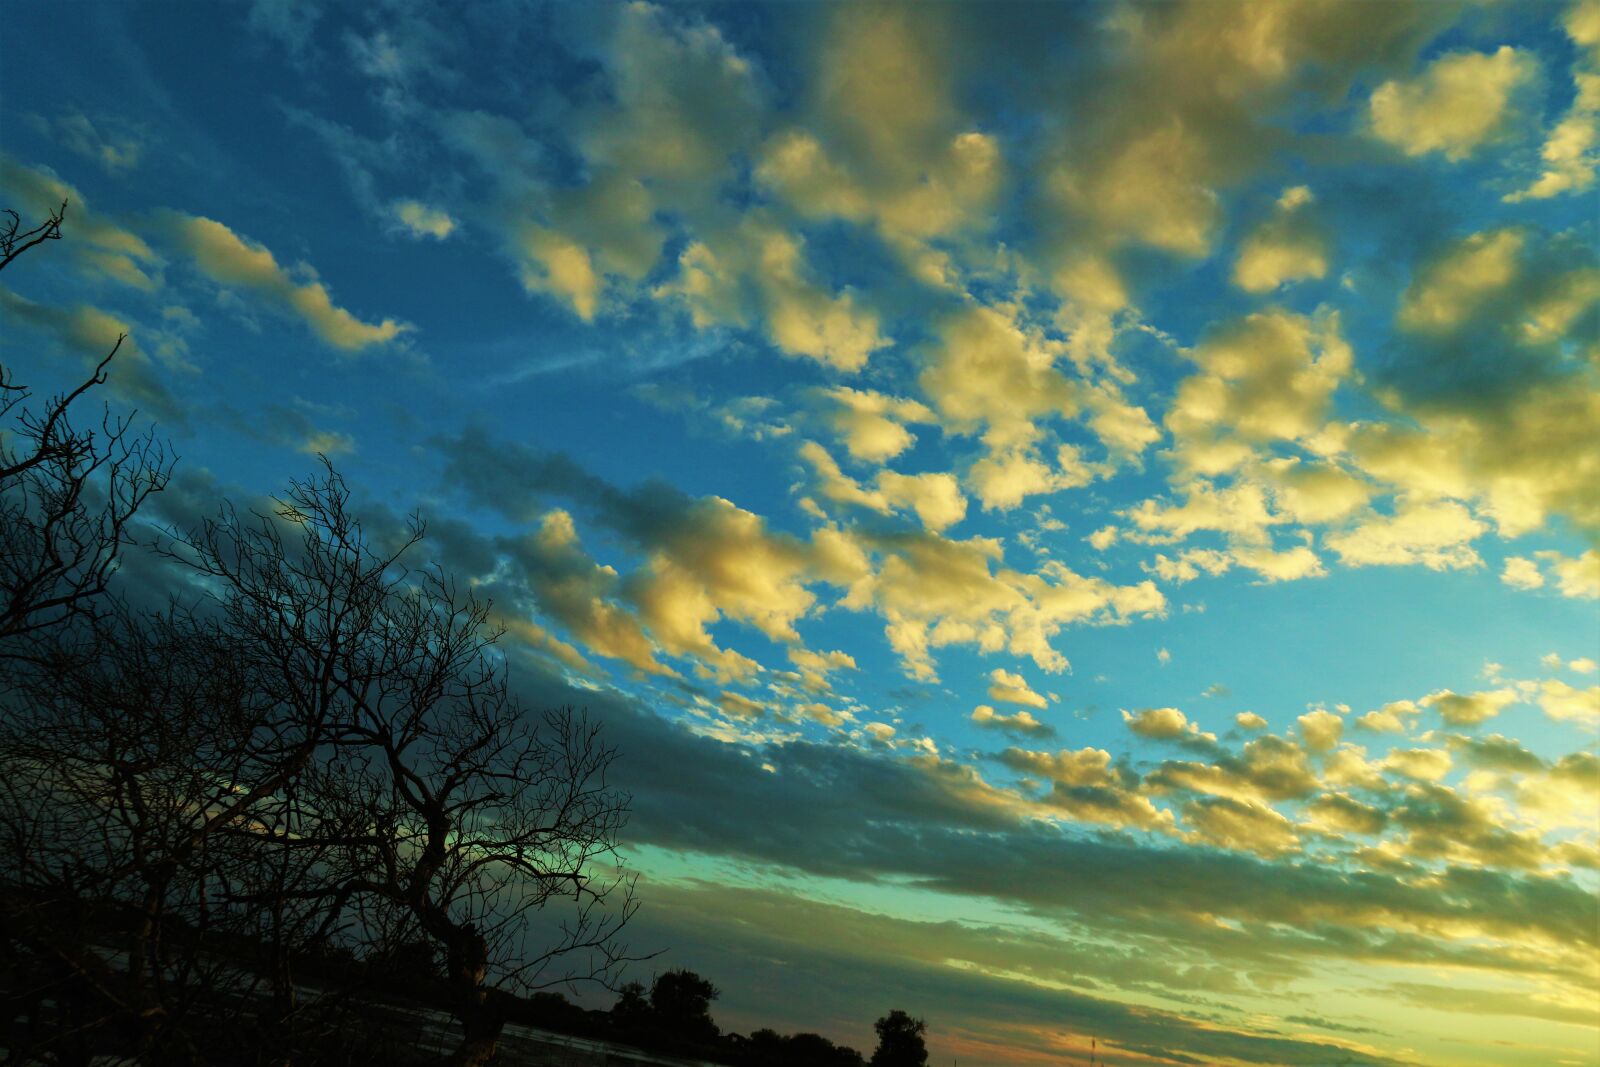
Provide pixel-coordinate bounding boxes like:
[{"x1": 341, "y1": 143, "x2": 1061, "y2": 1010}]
[
  {"x1": 1123, "y1": 706, "x2": 1204, "y2": 742},
  {"x1": 757, "y1": 227, "x2": 889, "y2": 371},
  {"x1": 996, "y1": 746, "x2": 1172, "y2": 831},
  {"x1": 1324, "y1": 498, "x2": 1486, "y2": 571},
  {"x1": 247, "y1": 0, "x2": 322, "y2": 58},
  {"x1": 920, "y1": 304, "x2": 1079, "y2": 453},
  {"x1": 1304, "y1": 793, "x2": 1389, "y2": 836},
  {"x1": 840, "y1": 527, "x2": 1164, "y2": 680},
  {"x1": 1057, "y1": 117, "x2": 1220, "y2": 258},
  {"x1": 1501, "y1": 556, "x2": 1545, "y2": 590},
  {"x1": 820, "y1": 387, "x2": 938, "y2": 463},
  {"x1": 656, "y1": 218, "x2": 893, "y2": 370},
  {"x1": 1385, "y1": 979, "x2": 1600, "y2": 1029},
  {"x1": 1143, "y1": 539, "x2": 1327, "y2": 587},
  {"x1": 862, "y1": 721, "x2": 896, "y2": 742},
  {"x1": 45, "y1": 8, "x2": 1600, "y2": 1054},
  {"x1": 439, "y1": 428, "x2": 872, "y2": 682},
  {"x1": 1166, "y1": 309, "x2": 1352, "y2": 474},
  {"x1": 754, "y1": 3, "x2": 1002, "y2": 272},
  {"x1": 618, "y1": 496, "x2": 823, "y2": 678},
  {"x1": 1039, "y1": 0, "x2": 1457, "y2": 269},
  {"x1": 1508, "y1": 72, "x2": 1600, "y2": 202},
  {"x1": 390, "y1": 199, "x2": 455, "y2": 239},
  {"x1": 1144, "y1": 548, "x2": 1232, "y2": 584},
  {"x1": 970, "y1": 705, "x2": 1054, "y2": 740},
  {"x1": 452, "y1": 3, "x2": 765, "y2": 326},
  {"x1": 1385, "y1": 781, "x2": 1553, "y2": 870},
  {"x1": 986, "y1": 668, "x2": 1048, "y2": 709},
  {"x1": 31, "y1": 109, "x2": 145, "y2": 173},
  {"x1": 580, "y1": 3, "x2": 763, "y2": 188},
  {"x1": 1383, "y1": 748, "x2": 1453, "y2": 781},
  {"x1": 1147, "y1": 734, "x2": 1319, "y2": 804},
  {"x1": 480, "y1": 649, "x2": 1600, "y2": 1049},
  {"x1": 787, "y1": 646, "x2": 856, "y2": 694},
  {"x1": 1507, "y1": 3, "x2": 1600, "y2": 201},
  {"x1": 1421, "y1": 687, "x2": 1518, "y2": 727},
  {"x1": 1397, "y1": 228, "x2": 1525, "y2": 336},
  {"x1": 1378, "y1": 224, "x2": 1599, "y2": 434},
  {"x1": 1368, "y1": 46, "x2": 1540, "y2": 161},
  {"x1": 0, "y1": 289, "x2": 184, "y2": 425},
  {"x1": 628, "y1": 881, "x2": 1415, "y2": 1067},
  {"x1": 0, "y1": 157, "x2": 161, "y2": 289},
  {"x1": 1535, "y1": 679, "x2": 1600, "y2": 724},
  {"x1": 998, "y1": 746, "x2": 1116, "y2": 789},
  {"x1": 163, "y1": 213, "x2": 409, "y2": 351},
  {"x1": 1184, "y1": 795, "x2": 1299, "y2": 857},
  {"x1": 248, "y1": 401, "x2": 358, "y2": 458},
  {"x1": 1231, "y1": 186, "x2": 1329, "y2": 293},
  {"x1": 1355, "y1": 699, "x2": 1420, "y2": 734},
  {"x1": 1539, "y1": 548, "x2": 1600, "y2": 599},
  {"x1": 517, "y1": 224, "x2": 603, "y2": 321},
  {"x1": 1127, "y1": 480, "x2": 1283, "y2": 545},
  {"x1": 1347, "y1": 380, "x2": 1600, "y2": 542},
  {"x1": 1296, "y1": 710, "x2": 1344, "y2": 753},
  {"x1": 1261, "y1": 458, "x2": 1372, "y2": 526},
  {"x1": 799, "y1": 440, "x2": 968, "y2": 532},
  {"x1": 718, "y1": 691, "x2": 766, "y2": 720},
  {"x1": 500, "y1": 509, "x2": 675, "y2": 678},
  {"x1": 1449, "y1": 733, "x2": 1546, "y2": 775}
]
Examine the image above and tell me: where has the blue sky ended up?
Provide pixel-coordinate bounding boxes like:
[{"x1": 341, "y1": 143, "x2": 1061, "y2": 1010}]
[{"x1": 3, "y1": 2, "x2": 1598, "y2": 1064}]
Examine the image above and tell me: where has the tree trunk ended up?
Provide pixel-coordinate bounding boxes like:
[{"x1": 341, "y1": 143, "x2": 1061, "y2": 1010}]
[
  {"x1": 130, "y1": 886, "x2": 165, "y2": 1060},
  {"x1": 445, "y1": 924, "x2": 502, "y2": 1067},
  {"x1": 264, "y1": 913, "x2": 297, "y2": 1067}
]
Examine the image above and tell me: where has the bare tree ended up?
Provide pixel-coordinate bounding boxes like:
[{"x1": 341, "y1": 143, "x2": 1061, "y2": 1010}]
[
  {"x1": 1, "y1": 199, "x2": 65, "y2": 269},
  {"x1": 162, "y1": 463, "x2": 640, "y2": 1066},
  {"x1": 0, "y1": 201, "x2": 173, "y2": 655},
  {"x1": 1, "y1": 204, "x2": 639, "y2": 1059},
  {"x1": 0, "y1": 605, "x2": 274, "y2": 1061}
]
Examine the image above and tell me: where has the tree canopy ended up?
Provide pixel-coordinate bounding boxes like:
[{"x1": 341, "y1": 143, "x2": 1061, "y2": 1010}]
[{"x1": 872, "y1": 1009, "x2": 930, "y2": 1067}]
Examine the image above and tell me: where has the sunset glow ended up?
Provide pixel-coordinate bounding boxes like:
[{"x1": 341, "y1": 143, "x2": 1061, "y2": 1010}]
[{"x1": 2, "y1": 2, "x2": 1597, "y2": 1064}]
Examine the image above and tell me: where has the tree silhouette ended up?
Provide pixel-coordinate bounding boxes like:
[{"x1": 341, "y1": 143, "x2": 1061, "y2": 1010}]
[
  {"x1": 1, "y1": 460, "x2": 641, "y2": 1065},
  {"x1": 158, "y1": 463, "x2": 640, "y2": 1066},
  {"x1": 739, "y1": 1028, "x2": 866, "y2": 1067},
  {"x1": 648, "y1": 967, "x2": 721, "y2": 1044},
  {"x1": 0, "y1": 602, "x2": 282, "y2": 1060},
  {"x1": 610, "y1": 979, "x2": 652, "y2": 1032},
  {"x1": 0, "y1": 201, "x2": 172, "y2": 655},
  {"x1": 871, "y1": 1009, "x2": 929, "y2": 1067}
]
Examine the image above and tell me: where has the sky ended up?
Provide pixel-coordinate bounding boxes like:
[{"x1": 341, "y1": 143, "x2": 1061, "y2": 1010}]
[{"x1": 1, "y1": 1, "x2": 1598, "y2": 1064}]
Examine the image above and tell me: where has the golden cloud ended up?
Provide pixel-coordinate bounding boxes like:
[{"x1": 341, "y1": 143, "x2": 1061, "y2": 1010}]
[
  {"x1": 1369, "y1": 46, "x2": 1539, "y2": 161},
  {"x1": 169, "y1": 214, "x2": 408, "y2": 350}
]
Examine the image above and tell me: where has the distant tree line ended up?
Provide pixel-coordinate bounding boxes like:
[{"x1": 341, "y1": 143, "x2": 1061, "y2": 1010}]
[{"x1": 604, "y1": 968, "x2": 928, "y2": 1067}]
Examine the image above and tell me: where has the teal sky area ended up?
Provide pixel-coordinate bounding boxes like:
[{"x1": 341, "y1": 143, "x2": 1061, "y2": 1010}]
[{"x1": 2, "y1": 2, "x2": 1598, "y2": 1064}]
